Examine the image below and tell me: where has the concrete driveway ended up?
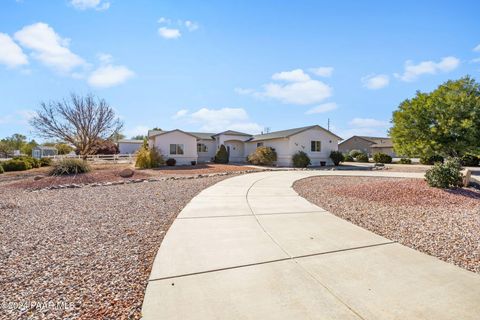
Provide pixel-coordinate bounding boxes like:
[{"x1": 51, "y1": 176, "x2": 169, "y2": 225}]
[{"x1": 142, "y1": 170, "x2": 480, "y2": 319}]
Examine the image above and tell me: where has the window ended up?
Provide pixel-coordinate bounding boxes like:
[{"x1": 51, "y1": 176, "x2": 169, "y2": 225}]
[
  {"x1": 197, "y1": 143, "x2": 208, "y2": 153},
  {"x1": 169, "y1": 144, "x2": 184, "y2": 155},
  {"x1": 257, "y1": 142, "x2": 264, "y2": 147},
  {"x1": 311, "y1": 141, "x2": 321, "y2": 152}
]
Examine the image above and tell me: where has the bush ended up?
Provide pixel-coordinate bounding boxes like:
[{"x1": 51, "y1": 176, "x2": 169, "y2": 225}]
[
  {"x1": 191, "y1": 160, "x2": 197, "y2": 166},
  {"x1": 399, "y1": 158, "x2": 412, "y2": 164},
  {"x1": 214, "y1": 145, "x2": 229, "y2": 164},
  {"x1": 13, "y1": 156, "x2": 40, "y2": 168},
  {"x1": 0, "y1": 164, "x2": 4, "y2": 174},
  {"x1": 149, "y1": 147, "x2": 165, "y2": 167},
  {"x1": 292, "y1": 151, "x2": 311, "y2": 168},
  {"x1": 135, "y1": 146, "x2": 164, "y2": 169},
  {"x1": 329, "y1": 151, "x2": 344, "y2": 166},
  {"x1": 420, "y1": 155, "x2": 444, "y2": 165},
  {"x1": 2, "y1": 159, "x2": 31, "y2": 171},
  {"x1": 373, "y1": 153, "x2": 392, "y2": 164},
  {"x1": 460, "y1": 154, "x2": 479, "y2": 167},
  {"x1": 166, "y1": 158, "x2": 176, "y2": 166},
  {"x1": 50, "y1": 159, "x2": 91, "y2": 175},
  {"x1": 247, "y1": 146, "x2": 277, "y2": 166},
  {"x1": 40, "y1": 157, "x2": 53, "y2": 167},
  {"x1": 343, "y1": 154, "x2": 354, "y2": 162},
  {"x1": 349, "y1": 149, "x2": 363, "y2": 158},
  {"x1": 425, "y1": 158, "x2": 463, "y2": 188},
  {"x1": 355, "y1": 153, "x2": 369, "y2": 162}
]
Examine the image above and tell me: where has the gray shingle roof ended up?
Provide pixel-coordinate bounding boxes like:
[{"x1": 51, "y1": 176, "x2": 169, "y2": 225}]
[
  {"x1": 187, "y1": 132, "x2": 216, "y2": 140},
  {"x1": 249, "y1": 125, "x2": 341, "y2": 142},
  {"x1": 212, "y1": 130, "x2": 252, "y2": 137}
]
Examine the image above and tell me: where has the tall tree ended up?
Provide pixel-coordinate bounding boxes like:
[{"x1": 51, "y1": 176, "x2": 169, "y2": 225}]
[
  {"x1": 30, "y1": 94, "x2": 123, "y2": 157},
  {"x1": 390, "y1": 76, "x2": 480, "y2": 157}
]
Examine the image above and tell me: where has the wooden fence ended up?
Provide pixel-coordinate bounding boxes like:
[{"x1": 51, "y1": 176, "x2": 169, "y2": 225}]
[{"x1": 48, "y1": 154, "x2": 136, "y2": 164}]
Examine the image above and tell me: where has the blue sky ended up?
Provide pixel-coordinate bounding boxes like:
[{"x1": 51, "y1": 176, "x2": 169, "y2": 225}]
[{"x1": 0, "y1": 0, "x2": 479, "y2": 141}]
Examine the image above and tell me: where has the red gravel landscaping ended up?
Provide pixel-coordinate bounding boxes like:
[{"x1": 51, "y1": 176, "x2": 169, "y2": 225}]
[{"x1": 293, "y1": 176, "x2": 480, "y2": 273}]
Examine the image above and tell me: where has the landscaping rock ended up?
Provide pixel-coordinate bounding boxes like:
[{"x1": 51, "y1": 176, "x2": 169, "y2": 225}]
[
  {"x1": 119, "y1": 168, "x2": 135, "y2": 178},
  {"x1": 33, "y1": 176, "x2": 44, "y2": 181}
]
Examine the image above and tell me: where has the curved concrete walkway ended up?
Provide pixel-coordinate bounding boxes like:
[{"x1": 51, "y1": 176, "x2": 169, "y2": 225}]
[{"x1": 142, "y1": 171, "x2": 480, "y2": 320}]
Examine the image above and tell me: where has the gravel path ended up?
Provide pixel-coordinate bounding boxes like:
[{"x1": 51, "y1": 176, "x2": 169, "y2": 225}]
[
  {"x1": 293, "y1": 176, "x2": 480, "y2": 273},
  {"x1": 0, "y1": 175, "x2": 231, "y2": 319}
]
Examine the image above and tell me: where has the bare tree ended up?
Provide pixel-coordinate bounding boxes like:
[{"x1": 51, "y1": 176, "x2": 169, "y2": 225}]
[{"x1": 30, "y1": 94, "x2": 123, "y2": 157}]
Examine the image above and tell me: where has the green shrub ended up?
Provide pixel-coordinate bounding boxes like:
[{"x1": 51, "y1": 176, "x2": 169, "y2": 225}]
[
  {"x1": 166, "y1": 158, "x2": 176, "y2": 166},
  {"x1": 349, "y1": 149, "x2": 363, "y2": 158},
  {"x1": 13, "y1": 156, "x2": 40, "y2": 168},
  {"x1": 292, "y1": 151, "x2": 311, "y2": 168},
  {"x1": 460, "y1": 154, "x2": 479, "y2": 167},
  {"x1": 373, "y1": 153, "x2": 392, "y2": 164},
  {"x1": 399, "y1": 158, "x2": 412, "y2": 164},
  {"x1": 425, "y1": 158, "x2": 463, "y2": 188},
  {"x1": 329, "y1": 151, "x2": 344, "y2": 166},
  {"x1": 135, "y1": 146, "x2": 164, "y2": 169},
  {"x1": 0, "y1": 164, "x2": 4, "y2": 174},
  {"x1": 247, "y1": 146, "x2": 277, "y2": 166},
  {"x1": 343, "y1": 154, "x2": 354, "y2": 162},
  {"x1": 420, "y1": 155, "x2": 444, "y2": 165},
  {"x1": 214, "y1": 145, "x2": 229, "y2": 164},
  {"x1": 40, "y1": 157, "x2": 53, "y2": 167},
  {"x1": 2, "y1": 159, "x2": 32, "y2": 171},
  {"x1": 149, "y1": 147, "x2": 165, "y2": 167},
  {"x1": 50, "y1": 159, "x2": 91, "y2": 175},
  {"x1": 355, "y1": 153, "x2": 369, "y2": 162}
]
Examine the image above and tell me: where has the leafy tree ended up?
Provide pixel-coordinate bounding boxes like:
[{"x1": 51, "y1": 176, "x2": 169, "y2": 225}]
[
  {"x1": 390, "y1": 76, "x2": 480, "y2": 158},
  {"x1": 0, "y1": 133, "x2": 30, "y2": 156},
  {"x1": 21, "y1": 139, "x2": 38, "y2": 156},
  {"x1": 214, "y1": 145, "x2": 229, "y2": 164},
  {"x1": 30, "y1": 93, "x2": 123, "y2": 158},
  {"x1": 131, "y1": 135, "x2": 146, "y2": 140}
]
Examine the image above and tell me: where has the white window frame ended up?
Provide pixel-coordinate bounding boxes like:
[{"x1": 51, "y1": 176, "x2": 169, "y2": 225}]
[
  {"x1": 197, "y1": 143, "x2": 208, "y2": 153},
  {"x1": 311, "y1": 141, "x2": 321, "y2": 152},
  {"x1": 169, "y1": 144, "x2": 184, "y2": 155}
]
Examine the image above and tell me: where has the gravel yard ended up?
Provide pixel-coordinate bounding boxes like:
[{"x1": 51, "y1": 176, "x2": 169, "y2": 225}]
[
  {"x1": 0, "y1": 175, "x2": 232, "y2": 319},
  {"x1": 294, "y1": 176, "x2": 480, "y2": 273}
]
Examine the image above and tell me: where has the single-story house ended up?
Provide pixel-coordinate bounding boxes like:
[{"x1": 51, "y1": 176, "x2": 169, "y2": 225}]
[
  {"x1": 118, "y1": 139, "x2": 144, "y2": 154},
  {"x1": 147, "y1": 125, "x2": 342, "y2": 166},
  {"x1": 338, "y1": 136, "x2": 396, "y2": 157},
  {"x1": 32, "y1": 146, "x2": 58, "y2": 159}
]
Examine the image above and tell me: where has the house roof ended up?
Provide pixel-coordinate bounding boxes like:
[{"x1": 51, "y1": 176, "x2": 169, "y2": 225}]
[
  {"x1": 35, "y1": 146, "x2": 58, "y2": 151},
  {"x1": 212, "y1": 130, "x2": 252, "y2": 137},
  {"x1": 248, "y1": 125, "x2": 342, "y2": 142},
  {"x1": 187, "y1": 132, "x2": 216, "y2": 140},
  {"x1": 118, "y1": 139, "x2": 144, "y2": 144},
  {"x1": 339, "y1": 135, "x2": 390, "y2": 146},
  {"x1": 371, "y1": 141, "x2": 394, "y2": 148}
]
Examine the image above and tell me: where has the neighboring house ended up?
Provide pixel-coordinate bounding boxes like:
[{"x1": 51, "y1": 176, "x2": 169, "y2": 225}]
[
  {"x1": 118, "y1": 139, "x2": 144, "y2": 154},
  {"x1": 338, "y1": 136, "x2": 396, "y2": 157},
  {"x1": 32, "y1": 146, "x2": 58, "y2": 159},
  {"x1": 147, "y1": 125, "x2": 342, "y2": 166}
]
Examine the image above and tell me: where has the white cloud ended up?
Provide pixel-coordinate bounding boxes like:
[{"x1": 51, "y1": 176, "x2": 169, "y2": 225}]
[
  {"x1": 473, "y1": 44, "x2": 480, "y2": 52},
  {"x1": 361, "y1": 74, "x2": 390, "y2": 89},
  {"x1": 310, "y1": 66, "x2": 334, "y2": 77},
  {"x1": 173, "y1": 107, "x2": 262, "y2": 133},
  {"x1": 272, "y1": 69, "x2": 310, "y2": 82},
  {"x1": 394, "y1": 56, "x2": 460, "y2": 82},
  {"x1": 14, "y1": 22, "x2": 85, "y2": 73},
  {"x1": 88, "y1": 64, "x2": 134, "y2": 88},
  {"x1": 263, "y1": 79, "x2": 332, "y2": 105},
  {"x1": 70, "y1": 0, "x2": 110, "y2": 11},
  {"x1": 184, "y1": 20, "x2": 199, "y2": 31},
  {"x1": 305, "y1": 102, "x2": 337, "y2": 115},
  {"x1": 158, "y1": 17, "x2": 171, "y2": 24},
  {"x1": 158, "y1": 27, "x2": 181, "y2": 39},
  {"x1": 349, "y1": 118, "x2": 389, "y2": 128},
  {"x1": 0, "y1": 33, "x2": 28, "y2": 68}
]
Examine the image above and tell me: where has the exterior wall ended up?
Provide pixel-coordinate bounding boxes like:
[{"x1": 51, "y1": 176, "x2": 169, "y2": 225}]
[
  {"x1": 245, "y1": 138, "x2": 290, "y2": 166},
  {"x1": 152, "y1": 131, "x2": 198, "y2": 165},
  {"x1": 224, "y1": 140, "x2": 245, "y2": 163},
  {"x1": 215, "y1": 134, "x2": 251, "y2": 150},
  {"x1": 118, "y1": 142, "x2": 142, "y2": 154},
  {"x1": 197, "y1": 139, "x2": 216, "y2": 162},
  {"x1": 288, "y1": 128, "x2": 340, "y2": 166},
  {"x1": 371, "y1": 147, "x2": 396, "y2": 157},
  {"x1": 338, "y1": 137, "x2": 373, "y2": 155}
]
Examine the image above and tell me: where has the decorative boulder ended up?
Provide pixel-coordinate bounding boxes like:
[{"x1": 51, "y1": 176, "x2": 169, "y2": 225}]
[
  {"x1": 119, "y1": 168, "x2": 135, "y2": 178},
  {"x1": 33, "y1": 175, "x2": 44, "y2": 181}
]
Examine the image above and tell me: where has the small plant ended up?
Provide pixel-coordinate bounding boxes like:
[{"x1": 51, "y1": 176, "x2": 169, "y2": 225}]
[
  {"x1": 420, "y1": 155, "x2": 444, "y2": 165},
  {"x1": 214, "y1": 145, "x2": 229, "y2": 164},
  {"x1": 399, "y1": 158, "x2": 412, "y2": 164},
  {"x1": 460, "y1": 154, "x2": 479, "y2": 167},
  {"x1": 0, "y1": 164, "x2": 4, "y2": 174},
  {"x1": 343, "y1": 154, "x2": 354, "y2": 162},
  {"x1": 355, "y1": 153, "x2": 369, "y2": 162},
  {"x1": 425, "y1": 158, "x2": 463, "y2": 188},
  {"x1": 373, "y1": 153, "x2": 392, "y2": 164},
  {"x1": 149, "y1": 147, "x2": 165, "y2": 168},
  {"x1": 329, "y1": 151, "x2": 344, "y2": 166},
  {"x1": 13, "y1": 156, "x2": 40, "y2": 168},
  {"x1": 292, "y1": 151, "x2": 311, "y2": 168},
  {"x1": 40, "y1": 157, "x2": 53, "y2": 167},
  {"x1": 2, "y1": 159, "x2": 31, "y2": 171},
  {"x1": 166, "y1": 158, "x2": 176, "y2": 166},
  {"x1": 247, "y1": 146, "x2": 277, "y2": 165},
  {"x1": 135, "y1": 145, "x2": 164, "y2": 169},
  {"x1": 191, "y1": 160, "x2": 197, "y2": 166},
  {"x1": 50, "y1": 159, "x2": 91, "y2": 175},
  {"x1": 349, "y1": 149, "x2": 363, "y2": 158}
]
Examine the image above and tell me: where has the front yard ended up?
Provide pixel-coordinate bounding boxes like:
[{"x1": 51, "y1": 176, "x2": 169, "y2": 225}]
[{"x1": 294, "y1": 176, "x2": 480, "y2": 273}]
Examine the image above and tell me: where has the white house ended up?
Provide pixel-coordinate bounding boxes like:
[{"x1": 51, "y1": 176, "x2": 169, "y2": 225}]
[
  {"x1": 118, "y1": 139, "x2": 144, "y2": 154},
  {"x1": 147, "y1": 125, "x2": 342, "y2": 166}
]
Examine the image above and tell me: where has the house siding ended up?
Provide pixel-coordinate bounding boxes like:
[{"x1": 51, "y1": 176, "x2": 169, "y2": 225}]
[
  {"x1": 197, "y1": 139, "x2": 216, "y2": 162},
  {"x1": 338, "y1": 137, "x2": 373, "y2": 155},
  {"x1": 288, "y1": 128, "x2": 339, "y2": 166},
  {"x1": 118, "y1": 142, "x2": 142, "y2": 154},
  {"x1": 151, "y1": 131, "x2": 198, "y2": 165}
]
